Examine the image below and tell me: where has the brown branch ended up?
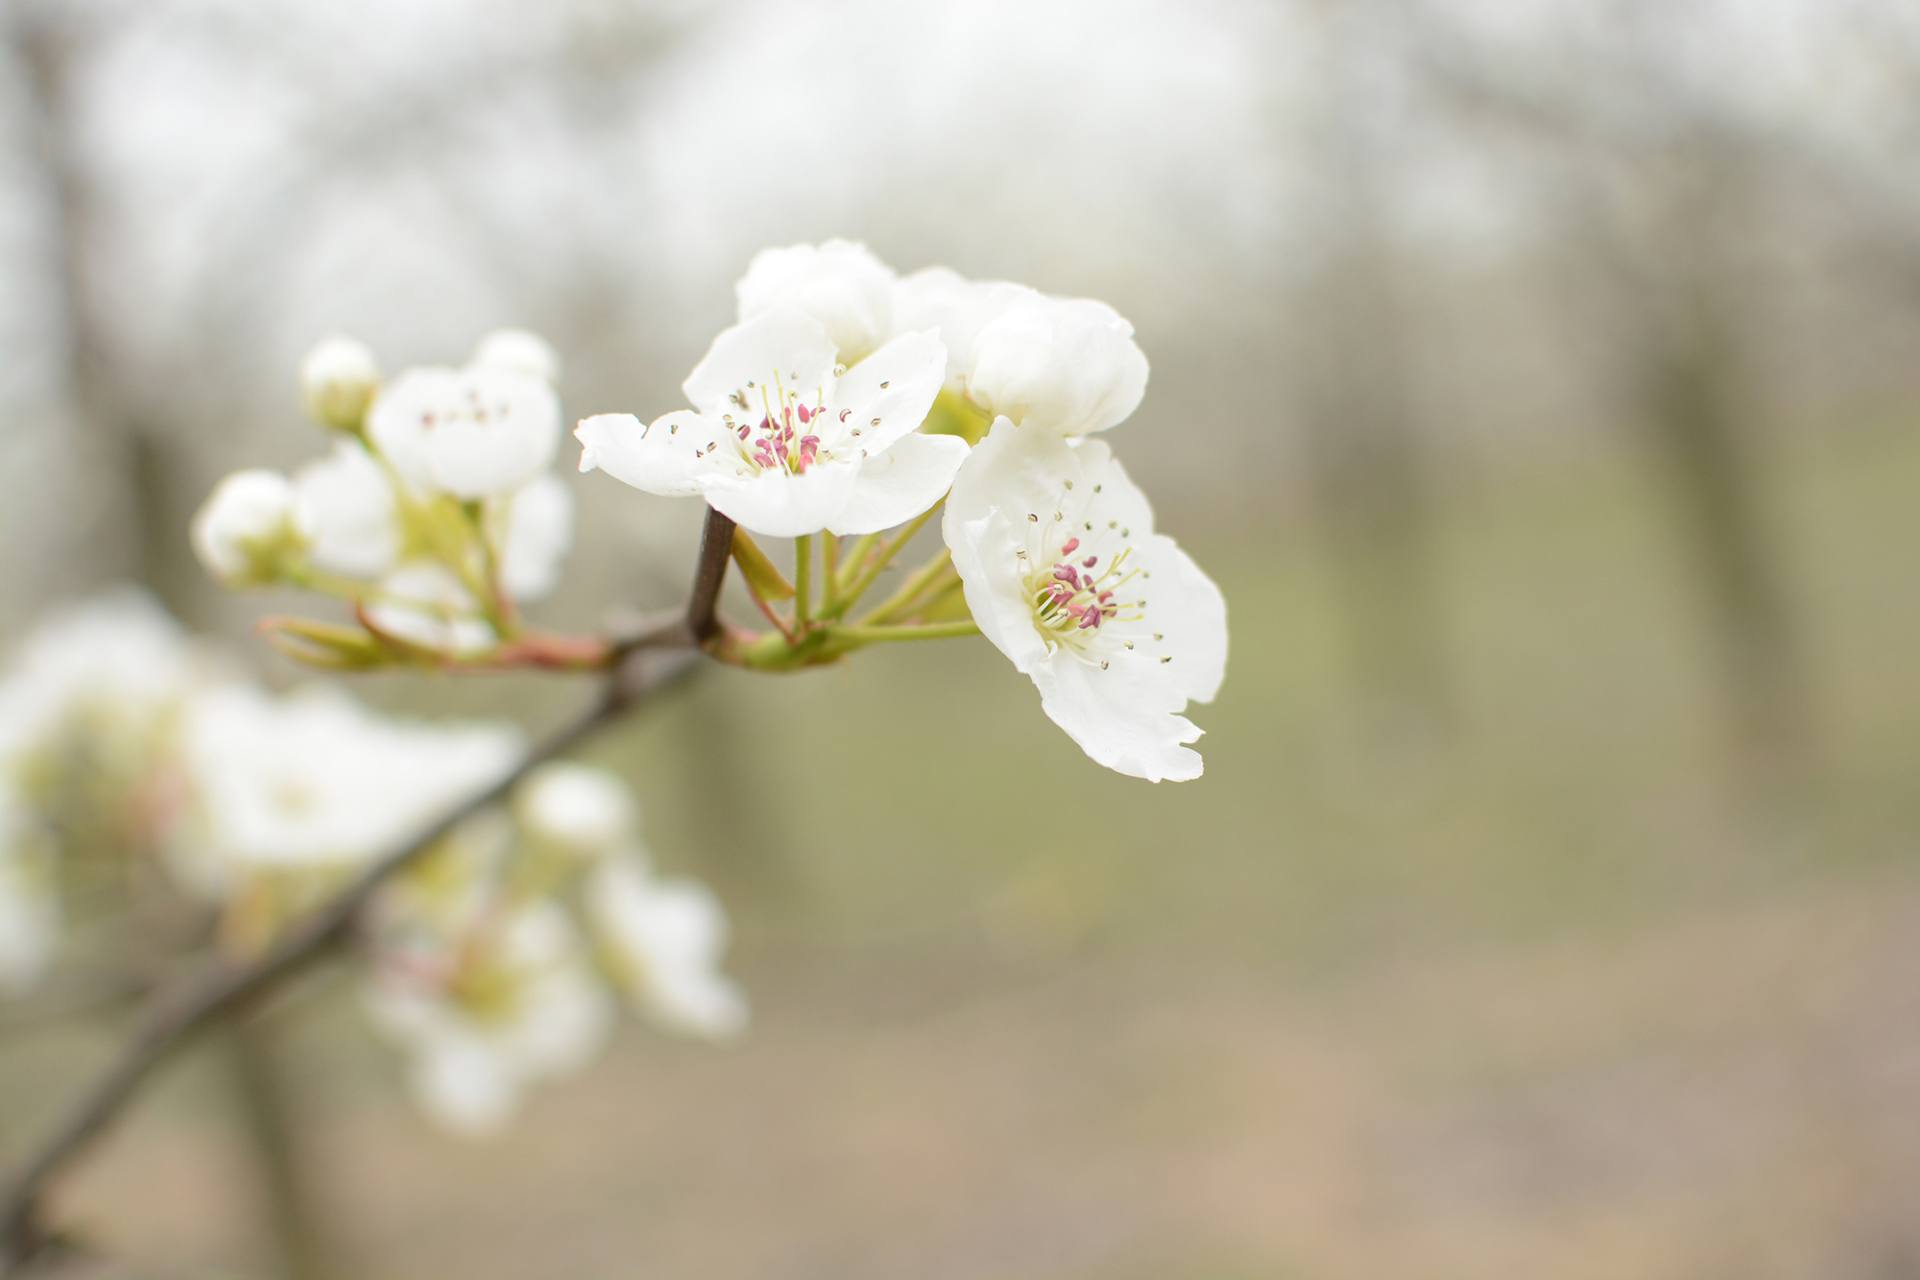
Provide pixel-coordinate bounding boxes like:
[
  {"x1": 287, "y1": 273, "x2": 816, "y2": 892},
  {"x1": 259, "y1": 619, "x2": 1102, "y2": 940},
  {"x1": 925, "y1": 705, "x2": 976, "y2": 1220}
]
[
  {"x1": 0, "y1": 508, "x2": 741, "y2": 1270},
  {"x1": 684, "y1": 508, "x2": 736, "y2": 645}
]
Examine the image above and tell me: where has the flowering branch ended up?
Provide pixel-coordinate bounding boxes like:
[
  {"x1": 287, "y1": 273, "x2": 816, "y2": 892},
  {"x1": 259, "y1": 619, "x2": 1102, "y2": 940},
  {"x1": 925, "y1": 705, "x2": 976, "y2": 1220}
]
[{"x1": 0, "y1": 508, "x2": 738, "y2": 1273}]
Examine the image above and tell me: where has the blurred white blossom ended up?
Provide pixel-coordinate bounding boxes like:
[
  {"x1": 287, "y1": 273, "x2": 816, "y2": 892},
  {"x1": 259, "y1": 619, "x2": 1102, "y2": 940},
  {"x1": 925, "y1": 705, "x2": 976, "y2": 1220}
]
[
  {"x1": 294, "y1": 439, "x2": 401, "y2": 580},
  {"x1": 367, "y1": 365, "x2": 561, "y2": 500},
  {"x1": 364, "y1": 562, "x2": 498, "y2": 657},
  {"x1": 181, "y1": 683, "x2": 521, "y2": 879},
  {"x1": 586, "y1": 854, "x2": 747, "y2": 1041},
  {"x1": 366, "y1": 900, "x2": 613, "y2": 1136},
  {"x1": 190, "y1": 469, "x2": 315, "y2": 588},
  {"x1": 493, "y1": 473, "x2": 574, "y2": 604},
  {"x1": 515, "y1": 761, "x2": 633, "y2": 861}
]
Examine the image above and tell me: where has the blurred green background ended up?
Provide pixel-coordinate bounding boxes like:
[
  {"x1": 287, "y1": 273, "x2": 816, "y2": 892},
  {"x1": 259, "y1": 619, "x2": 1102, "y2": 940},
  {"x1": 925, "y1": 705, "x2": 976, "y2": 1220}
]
[{"x1": 4, "y1": 0, "x2": 1920, "y2": 1276}]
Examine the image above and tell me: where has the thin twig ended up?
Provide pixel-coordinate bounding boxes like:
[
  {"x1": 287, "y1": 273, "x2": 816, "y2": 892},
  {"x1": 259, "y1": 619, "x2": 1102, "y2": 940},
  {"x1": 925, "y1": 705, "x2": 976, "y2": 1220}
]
[{"x1": 0, "y1": 504, "x2": 741, "y2": 1272}]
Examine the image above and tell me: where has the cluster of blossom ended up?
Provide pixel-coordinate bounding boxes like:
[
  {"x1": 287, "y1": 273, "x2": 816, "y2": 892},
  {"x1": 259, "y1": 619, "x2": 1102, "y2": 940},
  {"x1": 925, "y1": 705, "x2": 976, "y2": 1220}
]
[
  {"x1": 199, "y1": 241, "x2": 1226, "y2": 781},
  {"x1": 191, "y1": 328, "x2": 576, "y2": 665},
  {"x1": 577, "y1": 240, "x2": 1228, "y2": 779},
  {"x1": 0, "y1": 591, "x2": 743, "y2": 1134}
]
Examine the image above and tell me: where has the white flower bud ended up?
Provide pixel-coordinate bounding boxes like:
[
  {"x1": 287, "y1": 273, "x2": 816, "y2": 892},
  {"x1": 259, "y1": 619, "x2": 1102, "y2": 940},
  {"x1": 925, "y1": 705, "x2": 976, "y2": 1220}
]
[
  {"x1": 966, "y1": 294, "x2": 1148, "y2": 437},
  {"x1": 190, "y1": 469, "x2": 313, "y2": 587},
  {"x1": 736, "y1": 239, "x2": 897, "y2": 361},
  {"x1": 471, "y1": 329, "x2": 561, "y2": 385},
  {"x1": 300, "y1": 335, "x2": 381, "y2": 432},
  {"x1": 516, "y1": 762, "x2": 634, "y2": 860}
]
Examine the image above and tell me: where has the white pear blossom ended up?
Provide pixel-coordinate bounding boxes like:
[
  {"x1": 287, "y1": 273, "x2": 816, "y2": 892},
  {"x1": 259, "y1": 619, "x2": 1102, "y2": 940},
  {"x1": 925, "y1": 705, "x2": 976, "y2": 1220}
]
[
  {"x1": 367, "y1": 365, "x2": 560, "y2": 500},
  {"x1": 943, "y1": 418, "x2": 1227, "y2": 782},
  {"x1": 365, "y1": 901, "x2": 613, "y2": 1136},
  {"x1": 181, "y1": 684, "x2": 522, "y2": 879},
  {"x1": 586, "y1": 855, "x2": 746, "y2": 1040},
  {"x1": 190, "y1": 469, "x2": 314, "y2": 587},
  {"x1": 576, "y1": 308, "x2": 967, "y2": 538},
  {"x1": 0, "y1": 587, "x2": 207, "y2": 762},
  {"x1": 492, "y1": 473, "x2": 573, "y2": 603},
  {"x1": 515, "y1": 762, "x2": 633, "y2": 860},
  {"x1": 295, "y1": 440, "x2": 400, "y2": 580},
  {"x1": 471, "y1": 329, "x2": 561, "y2": 385},
  {"x1": 364, "y1": 563, "x2": 497, "y2": 657},
  {"x1": 735, "y1": 239, "x2": 897, "y2": 362},
  {"x1": 299, "y1": 334, "x2": 381, "y2": 432}
]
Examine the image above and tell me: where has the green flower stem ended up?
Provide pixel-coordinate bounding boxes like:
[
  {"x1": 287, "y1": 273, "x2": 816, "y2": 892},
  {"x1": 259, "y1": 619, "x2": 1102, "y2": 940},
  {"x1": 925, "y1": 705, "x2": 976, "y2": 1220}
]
[
  {"x1": 827, "y1": 502, "x2": 942, "y2": 619},
  {"x1": 828, "y1": 620, "x2": 979, "y2": 646},
  {"x1": 831, "y1": 533, "x2": 879, "y2": 598},
  {"x1": 283, "y1": 565, "x2": 374, "y2": 601},
  {"x1": 793, "y1": 533, "x2": 814, "y2": 629},
  {"x1": 461, "y1": 500, "x2": 519, "y2": 639},
  {"x1": 856, "y1": 548, "x2": 956, "y2": 627},
  {"x1": 822, "y1": 534, "x2": 841, "y2": 614}
]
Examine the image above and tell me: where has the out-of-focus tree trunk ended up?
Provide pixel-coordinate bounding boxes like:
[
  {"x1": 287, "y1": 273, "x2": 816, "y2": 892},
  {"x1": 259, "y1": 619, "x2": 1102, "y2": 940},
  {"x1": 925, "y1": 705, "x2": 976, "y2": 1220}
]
[
  {"x1": 1289, "y1": 4, "x2": 1452, "y2": 741},
  {"x1": 14, "y1": 10, "x2": 192, "y2": 610},
  {"x1": 1627, "y1": 159, "x2": 1812, "y2": 792},
  {"x1": 219, "y1": 1015, "x2": 333, "y2": 1280}
]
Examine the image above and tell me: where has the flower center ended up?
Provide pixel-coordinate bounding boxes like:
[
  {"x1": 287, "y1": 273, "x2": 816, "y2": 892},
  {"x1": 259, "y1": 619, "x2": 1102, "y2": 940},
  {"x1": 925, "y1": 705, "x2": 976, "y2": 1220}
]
[
  {"x1": 1019, "y1": 516, "x2": 1150, "y2": 666},
  {"x1": 419, "y1": 387, "x2": 513, "y2": 432},
  {"x1": 719, "y1": 372, "x2": 842, "y2": 476}
]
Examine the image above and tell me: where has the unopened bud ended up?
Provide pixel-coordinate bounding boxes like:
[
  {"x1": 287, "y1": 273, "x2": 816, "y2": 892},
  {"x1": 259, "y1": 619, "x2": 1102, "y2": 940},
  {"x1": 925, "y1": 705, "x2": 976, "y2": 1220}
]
[
  {"x1": 300, "y1": 334, "x2": 381, "y2": 432},
  {"x1": 471, "y1": 328, "x2": 560, "y2": 385},
  {"x1": 191, "y1": 469, "x2": 312, "y2": 588}
]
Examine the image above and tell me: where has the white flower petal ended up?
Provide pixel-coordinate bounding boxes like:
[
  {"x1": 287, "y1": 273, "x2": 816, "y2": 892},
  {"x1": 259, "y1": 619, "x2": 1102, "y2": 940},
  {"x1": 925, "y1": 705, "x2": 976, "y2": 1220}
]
[
  {"x1": 828, "y1": 432, "x2": 970, "y2": 536},
  {"x1": 1030, "y1": 655, "x2": 1206, "y2": 782},
  {"x1": 575, "y1": 411, "x2": 712, "y2": 496},
  {"x1": 826, "y1": 330, "x2": 947, "y2": 456},
  {"x1": 295, "y1": 441, "x2": 399, "y2": 580},
  {"x1": 496, "y1": 473, "x2": 573, "y2": 602},
  {"x1": 682, "y1": 308, "x2": 838, "y2": 417},
  {"x1": 1137, "y1": 533, "x2": 1228, "y2": 705},
  {"x1": 703, "y1": 460, "x2": 861, "y2": 539}
]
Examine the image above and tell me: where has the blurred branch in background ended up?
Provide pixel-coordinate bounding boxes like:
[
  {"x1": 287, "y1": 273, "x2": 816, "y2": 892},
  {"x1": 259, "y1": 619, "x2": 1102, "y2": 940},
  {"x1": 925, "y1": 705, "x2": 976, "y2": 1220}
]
[{"x1": 12, "y1": 5, "x2": 163, "y2": 599}]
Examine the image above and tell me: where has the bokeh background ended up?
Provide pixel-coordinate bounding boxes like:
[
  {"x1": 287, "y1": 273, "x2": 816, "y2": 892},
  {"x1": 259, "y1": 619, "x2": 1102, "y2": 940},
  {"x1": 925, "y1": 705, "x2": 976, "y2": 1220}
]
[{"x1": 5, "y1": 0, "x2": 1920, "y2": 1276}]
